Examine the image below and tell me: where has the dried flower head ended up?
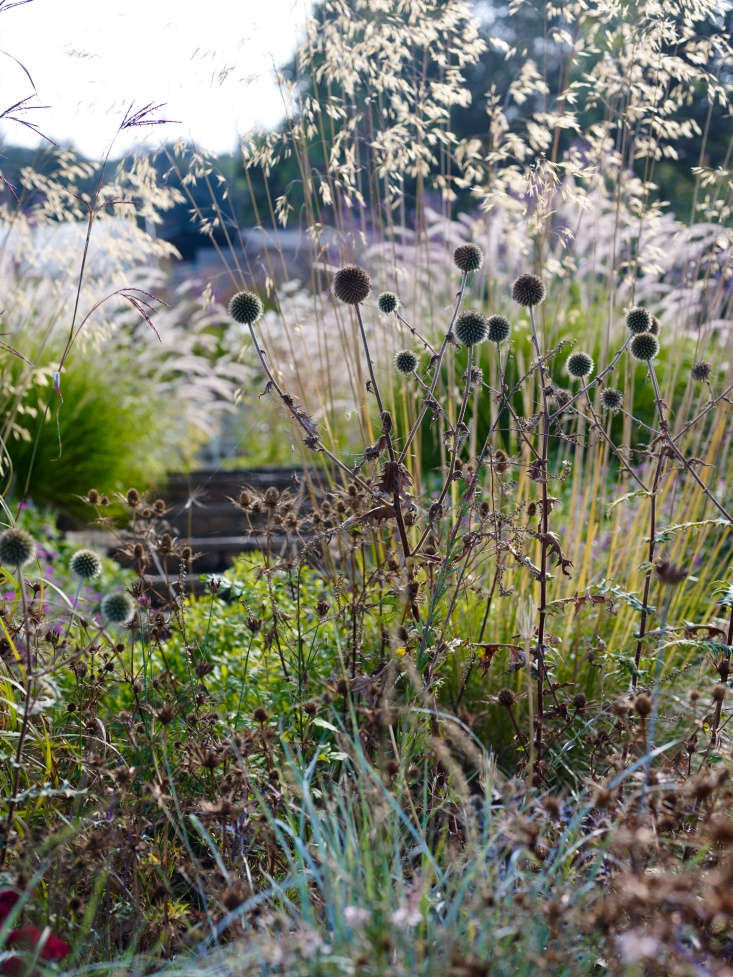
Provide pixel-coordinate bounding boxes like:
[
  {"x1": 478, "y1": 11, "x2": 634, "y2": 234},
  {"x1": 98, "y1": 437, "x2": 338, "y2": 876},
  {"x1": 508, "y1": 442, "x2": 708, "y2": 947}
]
[
  {"x1": 630, "y1": 332, "x2": 659, "y2": 361},
  {"x1": 691, "y1": 360, "x2": 712, "y2": 382},
  {"x1": 601, "y1": 388, "x2": 623, "y2": 411},
  {"x1": 455, "y1": 311, "x2": 488, "y2": 347},
  {"x1": 334, "y1": 265, "x2": 371, "y2": 305},
  {"x1": 487, "y1": 314, "x2": 511, "y2": 344},
  {"x1": 634, "y1": 694, "x2": 652, "y2": 718},
  {"x1": 101, "y1": 591, "x2": 135, "y2": 625},
  {"x1": 395, "y1": 350, "x2": 418, "y2": 374},
  {"x1": 497, "y1": 688, "x2": 516, "y2": 708},
  {"x1": 70, "y1": 549, "x2": 102, "y2": 581},
  {"x1": 649, "y1": 315, "x2": 660, "y2": 335},
  {"x1": 229, "y1": 290, "x2": 263, "y2": 325},
  {"x1": 625, "y1": 307, "x2": 651, "y2": 334},
  {"x1": 566, "y1": 352, "x2": 594, "y2": 378},
  {"x1": 378, "y1": 291, "x2": 399, "y2": 314},
  {"x1": 0, "y1": 528, "x2": 35, "y2": 568},
  {"x1": 654, "y1": 561, "x2": 687, "y2": 586},
  {"x1": 512, "y1": 274, "x2": 545, "y2": 307},
  {"x1": 453, "y1": 243, "x2": 483, "y2": 273}
]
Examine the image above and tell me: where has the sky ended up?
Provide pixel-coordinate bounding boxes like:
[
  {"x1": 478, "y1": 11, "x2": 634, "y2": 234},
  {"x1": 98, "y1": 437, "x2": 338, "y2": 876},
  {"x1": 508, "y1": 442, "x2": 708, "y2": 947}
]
[{"x1": 0, "y1": 0, "x2": 313, "y2": 158}]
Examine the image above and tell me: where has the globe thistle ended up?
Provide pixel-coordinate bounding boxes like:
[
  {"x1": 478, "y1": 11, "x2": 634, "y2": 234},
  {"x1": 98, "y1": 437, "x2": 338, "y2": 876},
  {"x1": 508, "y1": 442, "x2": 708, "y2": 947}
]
[
  {"x1": 101, "y1": 591, "x2": 135, "y2": 625},
  {"x1": 601, "y1": 388, "x2": 623, "y2": 411},
  {"x1": 455, "y1": 311, "x2": 488, "y2": 347},
  {"x1": 378, "y1": 291, "x2": 399, "y2": 315},
  {"x1": 395, "y1": 350, "x2": 418, "y2": 375},
  {"x1": 497, "y1": 688, "x2": 516, "y2": 708},
  {"x1": 0, "y1": 528, "x2": 34, "y2": 568},
  {"x1": 630, "y1": 332, "x2": 659, "y2": 362},
  {"x1": 453, "y1": 243, "x2": 483, "y2": 274},
  {"x1": 487, "y1": 314, "x2": 511, "y2": 344},
  {"x1": 566, "y1": 351, "x2": 594, "y2": 379},
  {"x1": 691, "y1": 360, "x2": 712, "y2": 382},
  {"x1": 334, "y1": 265, "x2": 371, "y2": 305},
  {"x1": 229, "y1": 290, "x2": 263, "y2": 326},
  {"x1": 649, "y1": 315, "x2": 660, "y2": 335},
  {"x1": 70, "y1": 549, "x2": 102, "y2": 581},
  {"x1": 512, "y1": 274, "x2": 545, "y2": 308},
  {"x1": 625, "y1": 306, "x2": 650, "y2": 334}
]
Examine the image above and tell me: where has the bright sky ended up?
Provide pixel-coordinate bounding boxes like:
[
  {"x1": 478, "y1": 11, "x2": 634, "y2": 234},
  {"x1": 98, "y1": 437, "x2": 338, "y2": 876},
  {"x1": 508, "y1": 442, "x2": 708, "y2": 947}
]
[{"x1": 0, "y1": 0, "x2": 313, "y2": 158}]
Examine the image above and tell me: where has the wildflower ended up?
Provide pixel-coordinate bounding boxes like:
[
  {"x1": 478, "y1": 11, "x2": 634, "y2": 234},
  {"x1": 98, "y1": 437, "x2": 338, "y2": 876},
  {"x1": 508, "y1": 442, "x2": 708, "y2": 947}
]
[
  {"x1": 566, "y1": 352, "x2": 593, "y2": 379},
  {"x1": 378, "y1": 291, "x2": 398, "y2": 314},
  {"x1": 625, "y1": 307, "x2": 650, "y2": 334},
  {"x1": 101, "y1": 591, "x2": 135, "y2": 625},
  {"x1": 453, "y1": 243, "x2": 483, "y2": 273},
  {"x1": 0, "y1": 529, "x2": 34, "y2": 568},
  {"x1": 487, "y1": 314, "x2": 511, "y2": 343},
  {"x1": 333, "y1": 265, "x2": 371, "y2": 305},
  {"x1": 512, "y1": 274, "x2": 545, "y2": 307},
  {"x1": 395, "y1": 350, "x2": 418, "y2": 374},
  {"x1": 455, "y1": 311, "x2": 488, "y2": 347},
  {"x1": 1, "y1": 924, "x2": 70, "y2": 976},
  {"x1": 630, "y1": 332, "x2": 659, "y2": 361},
  {"x1": 229, "y1": 290, "x2": 263, "y2": 325},
  {"x1": 70, "y1": 549, "x2": 102, "y2": 581}
]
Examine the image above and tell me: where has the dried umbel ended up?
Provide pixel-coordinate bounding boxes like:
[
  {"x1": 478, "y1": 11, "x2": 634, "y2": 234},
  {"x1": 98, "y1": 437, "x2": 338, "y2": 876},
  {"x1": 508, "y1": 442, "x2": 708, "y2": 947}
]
[
  {"x1": 625, "y1": 306, "x2": 651, "y2": 334},
  {"x1": 487, "y1": 314, "x2": 511, "y2": 344},
  {"x1": 70, "y1": 549, "x2": 102, "y2": 581},
  {"x1": 691, "y1": 360, "x2": 712, "y2": 382},
  {"x1": 229, "y1": 290, "x2": 263, "y2": 325},
  {"x1": 566, "y1": 352, "x2": 594, "y2": 379},
  {"x1": 512, "y1": 274, "x2": 545, "y2": 307},
  {"x1": 0, "y1": 528, "x2": 35, "y2": 568},
  {"x1": 334, "y1": 265, "x2": 371, "y2": 305},
  {"x1": 453, "y1": 243, "x2": 483, "y2": 273},
  {"x1": 378, "y1": 291, "x2": 399, "y2": 314},
  {"x1": 630, "y1": 332, "x2": 660, "y2": 362},
  {"x1": 601, "y1": 388, "x2": 623, "y2": 411},
  {"x1": 395, "y1": 350, "x2": 418, "y2": 374},
  {"x1": 455, "y1": 311, "x2": 488, "y2": 347},
  {"x1": 101, "y1": 591, "x2": 135, "y2": 625}
]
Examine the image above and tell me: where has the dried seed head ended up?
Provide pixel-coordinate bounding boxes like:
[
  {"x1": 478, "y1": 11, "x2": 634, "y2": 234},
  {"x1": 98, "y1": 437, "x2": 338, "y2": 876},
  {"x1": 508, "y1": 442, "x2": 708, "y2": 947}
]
[
  {"x1": 649, "y1": 315, "x2": 660, "y2": 335},
  {"x1": 497, "y1": 688, "x2": 515, "y2": 708},
  {"x1": 573, "y1": 693, "x2": 587, "y2": 712},
  {"x1": 566, "y1": 352, "x2": 594, "y2": 379},
  {"x1": 126, "y1": 488, "x2": 139, "y2": 507},
  {"x1": 455, "y1": 311, "x2": 488, "y2": 347},
  {"x1": 395, "y1": 350, "x2": 418, "y2": 374},
  {"x1": 378, "y1": 291, "x2": 398, "y2": 314},
  {"x1": 712, "y1": 684, "x2": 727, "y2": 703},
  {"x1": 264, "y1": 487, "x2": 279, "y2": 508},
  {"x1": 512, "y1": 274, "x2": 545, "y2": 307},
  {"x1": 334, "y1": 265, "x2": 371, "y2": 305},
  {"x1": 253, "y1": 706, "x2": 269, "y2": 724},
  {"x1": 630, "y1": 332, "x2": 659, "y2": 362},
  {"x1": 0, "y1": 528, "x2": 35, "y2": 568},
  {"x1": 601, "y1": 388, "x2": 623, "y2": 411},
  {"x1": 229, "y1": 290, "x2": 263, "y2": 325},
  {"x1": 634, "y1": 694, "x2": 652, "y2": 718},
  {"x1": 625, "y1": 306, "x2": 651, "y2": 334},
  {"x1": 87, "y1": 488, "x2": 99, "y2": 504},
  {"x1": 70, "y1": 549, "x2": 102, "y2": 581},
  {"x1": 453, "y1": 243, "x2": 483, "y2": 273},
  {"x1": 101, "y1": 591, "x2": 135, "y2": 625},
  {"x1": 654, "y1": 561, "x2": 687, "y2": 587},
  {"x1": 487, "y1": 314, "x2": 511, "y2": 344},
  {"x1": 691, "y1": 360, "x2": 712, "y2": 382}
]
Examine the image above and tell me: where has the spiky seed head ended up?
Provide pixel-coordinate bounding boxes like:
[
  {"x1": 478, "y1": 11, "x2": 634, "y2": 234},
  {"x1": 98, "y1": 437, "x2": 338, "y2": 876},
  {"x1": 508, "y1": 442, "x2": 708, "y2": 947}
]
[
  {"x1": 229, "y1": 290, "x2": 263, "y2": 325},
  {"x1": 512, "y1": 274, "x2": 545, "y2": 307},
  {"x1": 649, "y1": 315, "x2": 660, "y2": 335},
  {"x1": 634, "y1": 694, "x2": 652, "y2": 718},
  {"x1": 625, "y1": 306, "x2": 650, "y2": 334},
  {"x1": 453, "y1": 243, "x2": 483, "y2": 274},
  {"x1": 101, "y1": 591, "x2": 135, "y2": 625},
  {"x1": 455, "y1": 311, "x2": 488, "y2": 347},
  {"x1": 497, "y1": 688, "x2": 515, "y2": 708},
  {"x1": 0, "y1": 528, "x2": 34, "y2": 568},
  {"x1": 334, "y1": 265, "x2": 371, "y2": 305},
  {"x1": 601, "y1": 388, "x2": 623, "y2": 411},
  {"x1": 378, "y1": 291, "x2": 398, "y2": 314},
  {"x1": 630, "y1": 332, "x2": 659, "y2": 362},
  {"x1": 487, "y1": 314, "x2": 511, "y2": 344},
  {"x1": 566, "y1": 351, "x2": 594, "y2": 378},
  {"x1": 70, "y1": 549, "x2": 102, "y2": 581},
  {"x1": 395, "y1": 350, "x2": 418, "y2": 374},
  {"x1": 691, "y1": 360, "x2": 712, "y2": 382}
]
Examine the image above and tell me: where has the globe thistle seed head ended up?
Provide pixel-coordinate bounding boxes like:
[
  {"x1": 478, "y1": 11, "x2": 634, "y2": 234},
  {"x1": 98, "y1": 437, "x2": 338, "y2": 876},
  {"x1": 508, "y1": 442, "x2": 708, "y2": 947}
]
[
  {"x1": 625, "y1": 306, "x2": 650, "y2": 334},
  {"x1": 455, "y1": 311, "x2": 488, "y2": 347},
  {"x1": 101, "y1": 591, "x2": 135, "y2": 625},
  {"x1": 512, "y1": 274, "x2": 545, "y2": 307},
  {"x1": 0, "y1": 528, "x2": 35, "y2": 568},
  {"x1": 378, "y1": 291, "x2": 398, "y2": 315},
  {"x1": 229, "y1": 290, "x2": 263, "y2": 326},
  {"x1": 395, "y1": 350, "x2": 418, "y2": 375},
  {"x1": 566, "y1": 351, "x2": 594, "y2": 379},
  {"x1": 497, "y1": 688, "x2": 516, "y2": 708},
  {"x1": 601, "y1": 388, "x2": 623, "y2": 411},
  {"x1": 487, "y1": 314, "x2": 511, "y2": 344},
  {"x1": 691, "y1": 360, "x2": 712, "y2": 382},
  {"x1": 453, "y1": 243, "x2": 483, "y2": 274},
  {"x1": 649, "y1": 315, "x2": 660, "y2": 335},
  {"x1": 70, "y1": 549, "x2": 102, "y2": 581},
  {"x1": 630, "y1": 332, "x2": 659, "y2": 362},
  {"x1": 334, "y1": 265, "x2": 371, "y2": 305}
]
